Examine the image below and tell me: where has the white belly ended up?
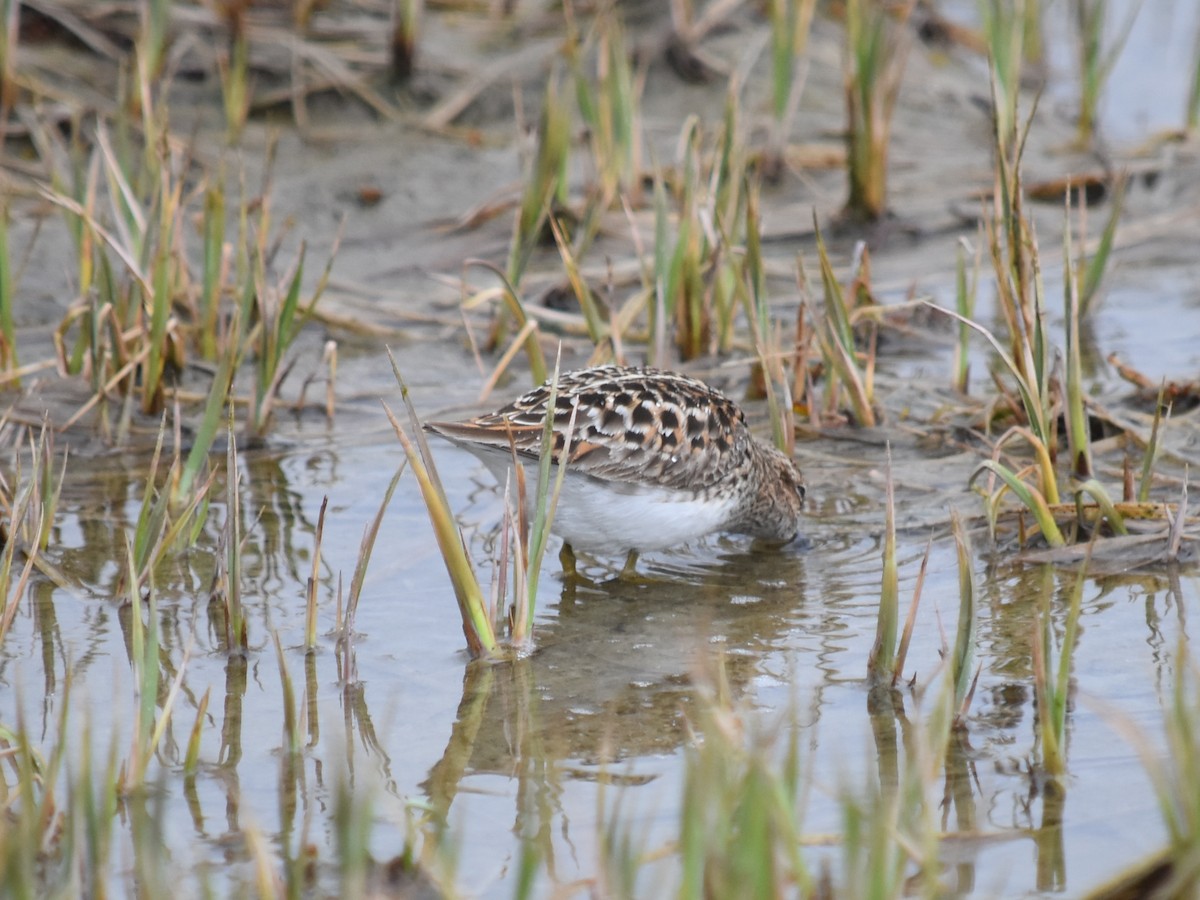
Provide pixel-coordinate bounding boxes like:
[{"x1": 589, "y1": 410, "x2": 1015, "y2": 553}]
[
  {"x1": 473, "y1": 454, "x2": 737, "y2": 554},
  {"x1": 549, "y1": 474, "x2": 737, "y2": 553}
]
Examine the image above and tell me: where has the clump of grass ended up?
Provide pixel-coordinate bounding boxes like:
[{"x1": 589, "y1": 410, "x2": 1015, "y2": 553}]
[
  {"x1": 386, "y1": 349, "x2": 574, "y2": 657},
  {"x1": 980, "y1": 0, "x2": 1029, "y2": 155},
  {"x1": 215, "y1": 0, "x2": 252, "y2": 142},
  {"x1": 478, "y1": 67, "x2": 571, "y2": 356},
  {"x1": 678, "y1": 657, "x2": 811, "y2": 898},
  {"x1": 248, "y1": 231, "x2": 339, "y2": 440},
  {"x1": 842, "y1": 0, "x2": 911, "y2": 222},
  {"x1": 0, "y1": 200, "x2": 17, "y2": 382},
  {"x1": 0, "y1": 429, "x2": 52, "y2": 644},
  {"x1": 570, "y1": 7, "x2": 643, "y2": 212},
  {"x1": 653, "y1": 125, "x2": 708, "y2": 363},
  {"x1": 1071, "y1": 0, "x2": 1141, "y2": 148},
  {"x1": 549, "y1": 215, "x2": 607, "y2": 350},
  {"x1": 390, "y1": 0, "x2": 423, "y2": 83},
  {"x1": 932, "y1": 55, "x2": 1127, "y2": 548},
  {"x1": 764, "y1": 0, "x2": 818, "y2": 179},
  {"x1": 172, "y1": 311, "x2": 238, "y2": 508},
  {"x1": 24, "y1": 50, "x2": 334, "y2": 445},
  {"x1": 507, "y1": 69, "x2": 571, "y2": 295},
  {"x1": 840, "y1": 661, "x2": 957, "y2": 898},
  {"x1": 809, "y1": 221, "x2": 877, "y2": 426},
  {"x1": 867, "y1": 445, "x2": 925, "y2": 689},
  {"x1": 39, "y1": 121, "x2": 184, "y2": 420},
  {"x1": 742, "y1": 184, "x2": 796, "y2": 453}
]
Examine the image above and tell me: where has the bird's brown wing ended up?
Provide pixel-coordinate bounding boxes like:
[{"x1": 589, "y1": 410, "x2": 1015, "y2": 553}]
[{"x1": 425, "y1": 366, "x2": 750, "y2": 493}]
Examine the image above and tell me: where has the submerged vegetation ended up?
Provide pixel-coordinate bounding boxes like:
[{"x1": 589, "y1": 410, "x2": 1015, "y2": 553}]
[{"x1": 0, "y1": 0, "x2": 1197, "y2": 896}]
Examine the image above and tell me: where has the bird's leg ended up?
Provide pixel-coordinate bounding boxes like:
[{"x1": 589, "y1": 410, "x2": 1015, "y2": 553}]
[
  {"x1": 559, "y1": 541, "x2": 578, "y2": 578},
  {"x1": 619, "y1": 550, "x2": 640, "y2": 578}
]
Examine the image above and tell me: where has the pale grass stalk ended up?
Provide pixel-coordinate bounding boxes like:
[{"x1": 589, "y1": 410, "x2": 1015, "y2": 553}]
[
  {"x1": 892, "y1": 538, "x2": 930, "y2": 688},
  {"x1": 183, "y1": 687, "x2": 211, "y2": 776},
  {"x1": 465, "y1": 258, "x2": 547, "y2": 386},
  {"x1": 950, "y1": 510, "x2": 979, "y2": 723},
  {"x1": 385, "y1": 349, "x2": 496, "y2": 658},
  {"x1": 514, "y1": 353, "x2": 575, "y2": 645},
  {"x1": 868, "y1": 443, "x2": 898, "y2": 682},
  {"x1": 306, "y1": 496, "x2": 328, "y2": 650}
]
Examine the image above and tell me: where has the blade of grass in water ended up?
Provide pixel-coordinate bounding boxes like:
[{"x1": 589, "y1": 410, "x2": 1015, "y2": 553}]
[
  {"x1": 1035, "y1": 561, "x2": 1087, "y2": 777},
  {"x1": 307, "y1": 496, "x2": 328, "y2": 651},
  {"x1": 514, "y1": 352, "x2": 574, "y2": 645},
  {"x1": 0, "y1": 465, "x2": 41, "y2": 644},
  {"x1": 385, "y1": 349, "x2": 496, "y2": 658},
  {"x1": 1072, "y1": 0, "x2": 1141, "y2": 147},
  {"x1": 1062, "y1": 190, "x2": 1092, "y2": 481},
  {"x1": 184, "y1": 687, "x2": 211, "y2": 777},
  {"x1": 893, "y1": 538, "x2": 930, "y2": 688},
  {"x1": 221, "y1": 409, "x2": 247, "y2": 652},
  {"x1": 345, "y1": 465, "x2": 405, "y2": 638},
  {"x1": 868, "y1": 443, "x2": 898, "y2": 683},
  {"x1": 950, "y1": 509, "x2": 979, "y2": 722}
]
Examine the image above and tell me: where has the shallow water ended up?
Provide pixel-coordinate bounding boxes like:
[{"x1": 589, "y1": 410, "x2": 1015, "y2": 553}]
[{"x1": 1, "y1": 368, "x2": 1194, "y2": 895}]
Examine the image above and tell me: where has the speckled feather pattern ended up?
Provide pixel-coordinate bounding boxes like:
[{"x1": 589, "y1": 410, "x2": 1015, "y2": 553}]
[{"x1": 426, "y1": 366, "x2": 807, "y2": 550}]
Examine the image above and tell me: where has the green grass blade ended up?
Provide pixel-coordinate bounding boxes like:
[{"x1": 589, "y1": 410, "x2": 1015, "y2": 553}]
[
  {"x1": 1072, "y1": 477, "x2": 1128, "y2": 535},
  {"x1": 950, "y1": 509, "x2": 978, "y2": 717},
  {"x1": 971, "y1": 460, "x2": 1066, "y2": 547},
  {"x1": 1138, "y1": 384, "x2": 1168, "y2": 503},
  {"x1": 1079, "y1": 175, "x2": 1125, "y2": 313},
  {"x1": 176, "y1": 307, "x2": 241, "y2": 506}
]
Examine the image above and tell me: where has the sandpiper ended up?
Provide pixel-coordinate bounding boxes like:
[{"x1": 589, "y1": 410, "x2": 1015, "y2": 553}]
[{"x1": 425, "y1": 365, "x2": 806, "y2": 559}]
